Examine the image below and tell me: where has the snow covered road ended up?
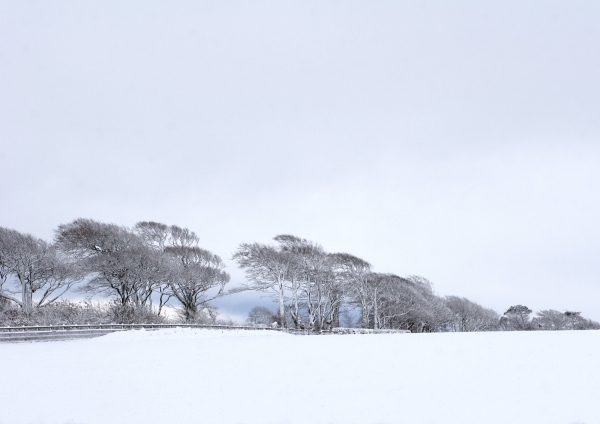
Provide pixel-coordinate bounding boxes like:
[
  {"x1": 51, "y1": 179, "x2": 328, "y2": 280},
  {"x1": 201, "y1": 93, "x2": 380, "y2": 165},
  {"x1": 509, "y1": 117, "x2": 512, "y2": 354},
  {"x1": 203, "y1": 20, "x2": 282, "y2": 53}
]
[{"x1": 1, "y1": 328, "x2": 599, "y2": 424}]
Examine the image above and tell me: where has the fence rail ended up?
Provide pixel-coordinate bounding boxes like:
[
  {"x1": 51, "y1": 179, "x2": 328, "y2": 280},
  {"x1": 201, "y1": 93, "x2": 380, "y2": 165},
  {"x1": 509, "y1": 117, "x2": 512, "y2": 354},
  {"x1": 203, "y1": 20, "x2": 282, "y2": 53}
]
[
  {"x1": 0, "y1": 324, "x2": 409, "y2": 343},
  {"x1": 0, "y1": 323, "x2": 277, "y2": 332},
  {"x1": 0, "y1": 323, "x2": 279, "y2": 343}
]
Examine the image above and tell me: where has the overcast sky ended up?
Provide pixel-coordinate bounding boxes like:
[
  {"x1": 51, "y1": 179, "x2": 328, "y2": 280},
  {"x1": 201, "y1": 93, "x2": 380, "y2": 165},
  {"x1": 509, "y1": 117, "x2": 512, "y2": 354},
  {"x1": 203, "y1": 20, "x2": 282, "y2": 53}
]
[{"x1": 1, "y1": 1, "x2": 599, "y2": 322}]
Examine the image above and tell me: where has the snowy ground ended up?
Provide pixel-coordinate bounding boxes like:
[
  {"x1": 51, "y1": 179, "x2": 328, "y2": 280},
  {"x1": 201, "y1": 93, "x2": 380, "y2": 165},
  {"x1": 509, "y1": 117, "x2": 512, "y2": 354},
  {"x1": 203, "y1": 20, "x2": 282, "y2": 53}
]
[{"x1": 1, "y1": 329, "x2": 599, "y2": 424}]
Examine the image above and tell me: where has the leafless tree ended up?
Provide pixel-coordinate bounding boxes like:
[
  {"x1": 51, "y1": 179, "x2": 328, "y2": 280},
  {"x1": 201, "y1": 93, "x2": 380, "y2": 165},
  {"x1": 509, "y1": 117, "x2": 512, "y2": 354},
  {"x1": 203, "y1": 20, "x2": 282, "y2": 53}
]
[
  {"x1": 274, "y1": 236, "x2": 350, "y2": 331},
  {"x1": 134, "y1": 221, "x2": 175, "y2": 315},
  {"x1": 55, "y1": 219, "x2": 151, "y2": 305},
  {"x1": 403, "y1": 276, "x2": 453, "y2": 332},
  {"x1": 233, "y1": 238, "x2": 296, "y2": 327},
  {"x1": 246, "y1": 306, "x2": 277, "y2": 326},
  {"x1": 283, "y1": 237, "x2": 328, "y2": 330},
  {"x1": 365, "y1": 272, "x2": 395, "y2": 330},
  {"x1": 445, "y1": 296, "x2": 500, "y2": 332},
  {"x1": 371, "y1": 274, "x2": 422, "y2": 330},
  {"x1": 0, "y1": 227, "x2": 20, "y2": 302},
  {"x1": 371, "y1": 276, "x2": 452, "y2": 332},
  {"x1": 336, "y1": 253, "x2": 372, "y2": 328},
  {"x1": 165, "y1": 245, "x2": 229, "y2": 321},
  {"x1": 501, "y1": 305, "x2": 534, "y2": 331},
  {"x1": 534, "y1": 309, "x2": 568, "y2": 330},
  {"x1": 0, "y1": 226, "x2": 81, "y2": 311},
  {"x1": 135, "y1": 221, "x2": 230, "y2": 320}
]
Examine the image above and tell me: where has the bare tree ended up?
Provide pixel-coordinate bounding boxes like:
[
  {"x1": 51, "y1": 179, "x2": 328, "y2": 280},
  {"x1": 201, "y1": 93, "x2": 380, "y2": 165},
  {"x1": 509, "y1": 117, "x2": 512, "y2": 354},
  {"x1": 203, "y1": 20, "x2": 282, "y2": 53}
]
[
  {"x1": 283, "y1": 237, "x2": 328, "y2": 330},
  {"x1": 534, "y1": 309, "x2": 568, "y2": 330},
  {"x1": 371, "y1": 276, "x2": 451, "y2": 332},
  {"x1": 372, "y1": 274, "x2": 423, "y2": 330},
  {"x1": 165, "y1": 246, "x2": 229, "y2": 321},
  {"x1": 365, "y1": 272, "x2": 394, "y2": 330},
  {"x1": 271, "y1": 235, "x2": 347, "y2": 331},
  {"x1": 55, "y1": 219, "x2": 149, "y2": 305},
  {"x1": 501, "y1": 305, "x2": 534, "y2": 331},
  {"x1": 336, "y1": 253, "x2": 372, "y2": 328},
  {"x1": 403, "y1": 276, "x2": 452, "y2": 332},
  {"x1": 233, "y1": 238, "x2": 295, "y2": 327},
  {"x1": 246, "y1": 306, "x2": 277, "y2": 326},
  {"x1": 0, "y1": 226, "x2": 81, "y2": 311},
  {"x1": 133, "y1": 221, "x2": 230, "y2": 320},
  {"x1": 134, "y1": 221, "x2": 174, "y2": 315},
  {"x1": 0, "y1": 227, "x2": 20, "y2": 303},
  {"x1": 445, "y1": 296, "x2": 500, "y2": 332}
]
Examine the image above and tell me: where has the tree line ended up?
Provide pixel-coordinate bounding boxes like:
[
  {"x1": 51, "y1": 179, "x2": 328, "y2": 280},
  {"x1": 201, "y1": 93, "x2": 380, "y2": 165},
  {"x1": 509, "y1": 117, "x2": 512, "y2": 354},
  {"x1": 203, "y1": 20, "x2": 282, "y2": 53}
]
[
  {"x1": 1, "y1": 220, "x2": 598, "y2": 331},
  {"x1": 233, "y1": 235, "x2": 599, "y2": 332}
]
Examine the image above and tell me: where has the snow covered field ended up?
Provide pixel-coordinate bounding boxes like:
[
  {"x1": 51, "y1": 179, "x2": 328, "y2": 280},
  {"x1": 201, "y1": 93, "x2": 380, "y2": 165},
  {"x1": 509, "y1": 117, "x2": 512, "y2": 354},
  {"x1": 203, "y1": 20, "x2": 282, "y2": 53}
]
[{"x1": 1, "y1": 329, "x2": 599, "y2": 424}]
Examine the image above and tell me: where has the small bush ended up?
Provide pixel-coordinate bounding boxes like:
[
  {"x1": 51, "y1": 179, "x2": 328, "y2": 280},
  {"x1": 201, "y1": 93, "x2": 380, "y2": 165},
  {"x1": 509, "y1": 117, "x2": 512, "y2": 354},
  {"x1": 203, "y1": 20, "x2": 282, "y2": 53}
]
[{"x1": 107, "y1": 303, "x2": 166, "y2": 324}]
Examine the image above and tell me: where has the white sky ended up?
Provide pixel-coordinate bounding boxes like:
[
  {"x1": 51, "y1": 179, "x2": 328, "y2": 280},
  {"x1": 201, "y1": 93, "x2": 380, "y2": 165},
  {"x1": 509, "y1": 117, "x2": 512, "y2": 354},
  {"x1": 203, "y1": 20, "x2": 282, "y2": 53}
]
[{"x1": 1, "y1": 1, "x2": 599, "y2": 321}]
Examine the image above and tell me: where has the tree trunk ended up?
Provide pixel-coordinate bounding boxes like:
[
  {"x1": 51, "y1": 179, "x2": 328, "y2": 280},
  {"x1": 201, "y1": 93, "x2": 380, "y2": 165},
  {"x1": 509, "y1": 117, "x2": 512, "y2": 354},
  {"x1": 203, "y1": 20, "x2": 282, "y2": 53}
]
[
  {"x1": 19, "y1": 274, "x2": 31, "y2": 313},
  {"x1": 361, "y1": 298, "x2": 369, "y2": 328},
  {"x1": 373, "y1": 289, "x2": 379, "y2": 330},
  {"x1": 332, "y1": 305, "x2": 340, "y2": 328},
  {"x1": 278, "y1": 279, "x2": 285, "y2": 328}
]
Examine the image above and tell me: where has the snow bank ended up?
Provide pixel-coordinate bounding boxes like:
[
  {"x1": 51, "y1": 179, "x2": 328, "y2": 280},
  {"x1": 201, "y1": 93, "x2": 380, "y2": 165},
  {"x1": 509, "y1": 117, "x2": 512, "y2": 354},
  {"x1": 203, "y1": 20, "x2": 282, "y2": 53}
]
[{"x1": 1, "y1": 329, "x2": 599, "y2": 424}]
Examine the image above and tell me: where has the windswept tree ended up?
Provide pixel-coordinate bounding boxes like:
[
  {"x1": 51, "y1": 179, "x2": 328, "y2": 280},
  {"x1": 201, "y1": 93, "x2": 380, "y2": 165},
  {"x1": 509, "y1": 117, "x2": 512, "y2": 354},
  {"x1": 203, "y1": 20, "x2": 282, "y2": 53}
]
[
  {"x1": 0, "y1": 226, "x2": 81, "y2": 311},
  {"x1": 165, "y1": 246, "x2": 229, "y2": 321},
  {"x1": 335, "y1": 253, "x2": 372, "y2": 328},
  {"x1": 534, "y1": 309, "x2": 569, "y2": 331},
  {"x1": 279, "y1": 236, "x2": 334, "y2": 330},
  {"x1": 372, "y1": 276, "x2": 451, "y2": 332},
  {"x1": 446, "y1": 296, "x2": 500, "y2": 332},
  {"x1": 364, "y1": 272, "x2": 395, "y2": 330},
  {"x1": 134, "y1": 221, "x2": 175, "y2": 314},
  {"x1": 370, "y1": 274, "x2": 422, "y2": 330},
  {"x1": 501, "y1": 305, "x2": 534, "y2": 331},
  {"x1": 55, "y1": 219, "x2": 151, "y2": 305},
  {"x1": 357, "y1": 274, "x2": 449, "y2": 332},
  {"x1": 134, "y1": 221, "x2": 230, "y2": 321},
  {"x1": 0, "y1": 227, "x2": 20, "y2": 302},
  {"x1": 246, "y1": 306, "x2": 277, "y2": 326},
  {"x1": 233, "y1": 239, "x2": 295, "y2": 327}
]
